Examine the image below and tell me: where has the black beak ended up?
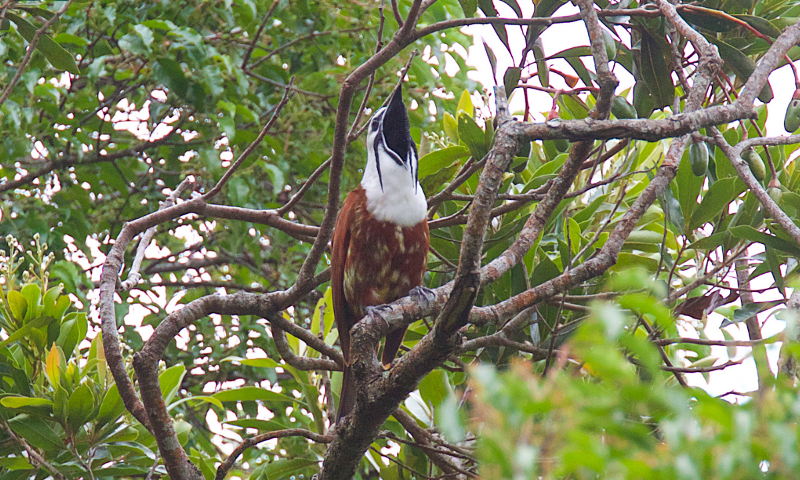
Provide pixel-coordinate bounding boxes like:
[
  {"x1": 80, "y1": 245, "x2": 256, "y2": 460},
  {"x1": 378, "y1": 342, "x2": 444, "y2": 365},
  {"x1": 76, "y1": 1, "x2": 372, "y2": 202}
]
[{"x1": 381, "y1": 87, "x2": 412, "y2": 166}]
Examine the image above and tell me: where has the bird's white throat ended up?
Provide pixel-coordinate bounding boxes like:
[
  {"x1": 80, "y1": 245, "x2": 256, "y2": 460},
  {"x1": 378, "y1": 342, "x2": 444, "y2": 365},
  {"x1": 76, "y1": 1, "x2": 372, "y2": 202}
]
[{"x1": 361, "y1": 140, "x2": 427, "y2": 227}]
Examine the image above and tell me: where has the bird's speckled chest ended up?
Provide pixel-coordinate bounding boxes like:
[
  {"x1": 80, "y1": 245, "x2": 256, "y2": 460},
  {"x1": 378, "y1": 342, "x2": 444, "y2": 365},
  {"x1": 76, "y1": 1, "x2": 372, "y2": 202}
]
[{"x1": 342, "y1": 195, "x2": 429, "y2": 318}]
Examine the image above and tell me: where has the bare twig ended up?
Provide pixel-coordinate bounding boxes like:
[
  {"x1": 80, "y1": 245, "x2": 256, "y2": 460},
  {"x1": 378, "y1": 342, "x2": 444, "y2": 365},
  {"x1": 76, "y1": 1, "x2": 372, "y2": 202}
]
[
  {"x1": 118, "y1": 177, "x2": 195, "y2": 292},
  {"x1": 215, "y1": 429, "x2": 332, "y2": 480}
]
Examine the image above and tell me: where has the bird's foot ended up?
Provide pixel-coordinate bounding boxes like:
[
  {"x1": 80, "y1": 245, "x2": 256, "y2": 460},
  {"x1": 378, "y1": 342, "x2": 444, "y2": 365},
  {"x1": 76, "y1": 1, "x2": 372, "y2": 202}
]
[
  {"x1": 366, "y1": 305, "x2": 393, "y2": 327},
  {"x1": 409, "y1": 286, "x2": 436, "y2": 310}
]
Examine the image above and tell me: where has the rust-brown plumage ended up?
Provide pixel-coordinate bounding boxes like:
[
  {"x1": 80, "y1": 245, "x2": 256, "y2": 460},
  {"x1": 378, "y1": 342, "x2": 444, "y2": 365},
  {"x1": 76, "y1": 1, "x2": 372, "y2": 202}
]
[{"x1": 331, "y1": 187, "x2": 429, "y2": 421}]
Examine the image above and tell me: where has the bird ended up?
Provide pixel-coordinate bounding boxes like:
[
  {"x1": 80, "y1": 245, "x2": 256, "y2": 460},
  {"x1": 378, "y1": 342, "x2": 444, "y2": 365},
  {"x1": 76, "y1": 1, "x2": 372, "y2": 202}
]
[{"x1": 331, "y1": 86, "x2": 430, "y2": 422}]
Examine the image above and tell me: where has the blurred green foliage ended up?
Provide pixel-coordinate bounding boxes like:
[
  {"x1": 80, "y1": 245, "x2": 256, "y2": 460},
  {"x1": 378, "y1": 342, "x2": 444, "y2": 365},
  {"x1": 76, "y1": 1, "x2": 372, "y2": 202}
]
[{"x1": 467, "y1": 277, "x2": 800, "y2": 479}]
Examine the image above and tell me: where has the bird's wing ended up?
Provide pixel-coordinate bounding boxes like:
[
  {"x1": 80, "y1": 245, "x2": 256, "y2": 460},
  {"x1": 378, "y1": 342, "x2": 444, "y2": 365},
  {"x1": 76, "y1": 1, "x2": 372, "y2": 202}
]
[{"x1": 331, "y1": 190, "x2": 357, "y2": 365}]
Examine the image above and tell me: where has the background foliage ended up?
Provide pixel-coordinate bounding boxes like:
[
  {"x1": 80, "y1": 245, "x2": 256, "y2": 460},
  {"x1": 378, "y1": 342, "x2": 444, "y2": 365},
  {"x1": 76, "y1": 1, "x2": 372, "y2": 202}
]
[{"x1": 3, "y1": 0, "x2": 800, "y2": 478}]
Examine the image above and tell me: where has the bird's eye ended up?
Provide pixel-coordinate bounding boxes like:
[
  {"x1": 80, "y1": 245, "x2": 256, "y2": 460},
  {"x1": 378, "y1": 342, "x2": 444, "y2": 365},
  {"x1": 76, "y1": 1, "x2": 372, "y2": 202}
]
[{"x1": 371, "y1": 117, "x2": 381, "y2": 131}]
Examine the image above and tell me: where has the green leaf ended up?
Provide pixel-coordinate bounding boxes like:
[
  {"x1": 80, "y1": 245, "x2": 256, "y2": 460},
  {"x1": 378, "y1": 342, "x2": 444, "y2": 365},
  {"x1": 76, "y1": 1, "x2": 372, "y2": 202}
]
[
  {"x1": 729, "y1": 226, "x2": 800, "y2": 257},
  {"x1": 212, "y1": 386, "x2": 295, "y2": 403},
  {"x1": 159, "y1": 365, "x2": 186, "y2": 404},
  {"x1": 8, "y1": 415, "x2": 63, "y2": 451},
  {"x1": 477, "y1": 0, "x2": 509, "y2": 51},
  {"x1": 638, "y1": 30, "x2": 674, "y2": 109},
  {"x1": 67, "y1": 384, "x2": 95, "y2": 431},
  {"x1": 707, "y1": 37, "x2": 773, "y2": 103},
  {"x1": 457, "y1": 0, "x2": 477, "y2": 16},
  {"x1": 0, "y1": 396, "x2": 53, "y2": 408},
  {"x1": 222, "y1": 356, "x2": 281, "y2": 369},
  {"x1": 687, "y1": 232, "x2": 726, "y2": 251},
  {"x1": 5, "y1": 13, "x2": 79, "y2": 74},
  {"x1": 480, "y1": 38, "x2": 497, "y2": 80},
  {"x1": 154, "y1": 58, "x2": 188, "y2": 97},
  {"x1": 733, "y1": 15, "x2": 782, "y2": 38},
  {"x1": 418, "y1": 146, "x2": 470, "y2": 178},
  {"x1": 6, "y1": 291, "x2": 27, "y2": 321},
  {"x1": 458, "y1": 113, "x2": 487, "y2": 160},
  {"x1": 168, "y1": 395, "x2": 224, "y2": 411},
  {"x1": 96, "y1": 384, "x2": 125, "y2": 427},
  {"x1": 0, "y1": 315, "x2": 56, "y2": 348},
  {"x1": 225, "y1": 418, "x2": 289, "y2": 431},
  {"x1": 546, "y1": 46, "x2": 593, "y2": 86},
  {"x1": 262, "y1": 458, "x2": 318, "y2": 478},
  {"x1": 618, "y1": 292, "x2": 673, "y2": 329},
  {"x1": 52, "y1": 33, "x2": 88, "y2": 46},
  {"x1": 57, "y1": 312, "x2": 86, "y2": 355},
  {"x1": 725, "y1": 301, "x2": 783, "y2": 327},
  {"x1": 41, "y1": 285, "x2": 63, "y2": 318},
  {"x1": 765, "y1": 247, "x2": 785, "y2": 297},
  {"x1": 133, "y1": 24, "x2": 154, "y2": 47},
  {"x1": 421, "y1": 162, "x2": 460, "y2": 194},
  {"x1": 99, "y1": 162, "x2": 129, "y2": 195},
  {"x1": 677, "y1": 146, "x2": 706, "y2": 223},
  {"x1": 142, "y1": 19, "x2": 178, "y2": 31},
  {"x1": 20, "y1": 283, "x2": 41, "y2": 321},
  {"x1": 418, "y1": 369, "x2": 452, "y2": 408},
  {"x1": 498, "y1": 0, "x2": 522, "y2": 17},
  {"x1": 503, "y1": 67, "x2": 521, "y2": 97},
  {"x1": 688, "y1": 177, "x2": 745, "y2": 230},
  {"x1": 678, "y1": 7, "x2": 739, "y2": 32}
]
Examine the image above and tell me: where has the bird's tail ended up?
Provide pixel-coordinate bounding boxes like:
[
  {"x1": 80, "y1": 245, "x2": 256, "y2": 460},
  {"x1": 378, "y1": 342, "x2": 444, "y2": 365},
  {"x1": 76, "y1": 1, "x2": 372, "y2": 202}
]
[
  {"x1": 336, "y1": 364, "x2": 356, "y2": 423},
  {"x1": 381, "y1": 326, "x2": 408, "y2": 369}
]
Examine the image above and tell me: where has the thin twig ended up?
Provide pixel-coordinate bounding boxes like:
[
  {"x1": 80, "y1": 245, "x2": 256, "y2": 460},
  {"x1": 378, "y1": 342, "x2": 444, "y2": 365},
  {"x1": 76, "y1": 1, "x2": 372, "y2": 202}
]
[
  {"x1": 118, "y1": 177, "x2": 195, "y2": 292},
  {"x1": 241, "y1": 0, "x2": 281, "y2": 69},
  {"x1": 204, "y1": 78, "x2": 294, "y2": 199}
]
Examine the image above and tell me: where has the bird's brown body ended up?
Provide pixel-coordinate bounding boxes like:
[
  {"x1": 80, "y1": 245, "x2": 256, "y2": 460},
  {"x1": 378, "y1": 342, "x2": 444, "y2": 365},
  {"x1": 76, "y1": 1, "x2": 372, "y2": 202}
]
[{"x1": 331, "y1": 185, "x2": 429, "y2": 420}]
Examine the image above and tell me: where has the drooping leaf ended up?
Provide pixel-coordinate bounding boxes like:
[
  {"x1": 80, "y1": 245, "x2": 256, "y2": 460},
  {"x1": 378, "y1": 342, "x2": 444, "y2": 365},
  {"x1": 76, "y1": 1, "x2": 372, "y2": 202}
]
[
  {"x1": 707, "y1": 36, "x2": 773, "y2": 103},
  {"x1": 5, "y1": 12, "x2": 79, "y2": 74},
  {"x1": 638, "y1": 30, "x2": 674, "y2": 109},
  {"x1": 503, "y1": 67, "x2": 521, "y2": 97},
  {"x1": 477, "y1": 0, "x2": 510, "y2": 52}
]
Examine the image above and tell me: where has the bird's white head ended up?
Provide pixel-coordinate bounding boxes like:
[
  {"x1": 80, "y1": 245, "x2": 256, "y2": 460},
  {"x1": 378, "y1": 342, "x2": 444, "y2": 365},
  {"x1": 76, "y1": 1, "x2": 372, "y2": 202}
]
[{"x1": 361, "y1": 87, "x2": 427, "y2": 227}]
